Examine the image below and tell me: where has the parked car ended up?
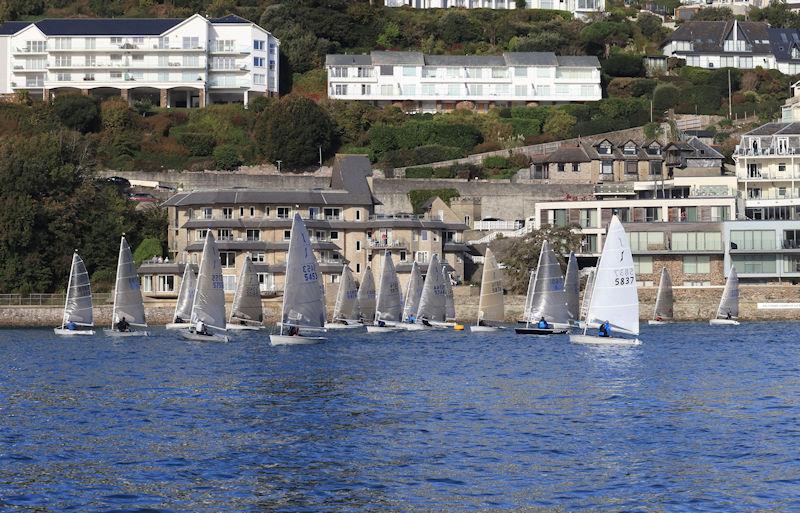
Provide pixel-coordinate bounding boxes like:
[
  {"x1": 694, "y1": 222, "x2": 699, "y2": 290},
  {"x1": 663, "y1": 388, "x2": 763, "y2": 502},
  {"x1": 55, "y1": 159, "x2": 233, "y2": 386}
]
[
  {"x1": 129, "y1": 192, "x2": 158, "y2": 203},
  {"x1": 106, "y1": 176, "x2": 131, "y2": 190}
]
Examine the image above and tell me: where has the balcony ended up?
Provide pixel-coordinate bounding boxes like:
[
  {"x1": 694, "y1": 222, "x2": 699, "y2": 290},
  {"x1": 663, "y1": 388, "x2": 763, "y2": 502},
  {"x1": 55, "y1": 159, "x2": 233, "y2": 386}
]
[
  {"x1": 735, "y1": 146, "x2": 800, "y2": 157},
  {"x1": 209, "y1": 44, "x2": 251, "y2": 54},
  {"x1": 595, "y1": 182, "x2": 635, "y2": 195},
  {"x1": 473, "y1": 220, "x2": 520, "y2": 231},
  {"x1": 368, "y1": 239, "x2": 408, "y2": 249},
  {"x1": 208, "y1": 78, "x2": 251, "y2": 89}
]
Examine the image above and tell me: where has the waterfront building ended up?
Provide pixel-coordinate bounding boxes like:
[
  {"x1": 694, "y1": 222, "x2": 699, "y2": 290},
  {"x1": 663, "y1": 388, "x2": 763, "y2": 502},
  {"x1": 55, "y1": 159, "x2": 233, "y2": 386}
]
[
  {"x1": 141, "y1": 155, "x2": 468, "y2": 299},
  {"x1": 675, "y1": 0, "x2": 775, "y2": 20},
  {"x1": 325, "y1": 51, "x2": 601, "y2": 113},
  {"x1": 383, "y1": 0, "x2": 604, "y2": 17},
  {"x1": 723, "y1": 219, "x2": 800, "y2": 283},
  {"x1": 0, "y1": 14, "x2": 279, "y2": 105}
]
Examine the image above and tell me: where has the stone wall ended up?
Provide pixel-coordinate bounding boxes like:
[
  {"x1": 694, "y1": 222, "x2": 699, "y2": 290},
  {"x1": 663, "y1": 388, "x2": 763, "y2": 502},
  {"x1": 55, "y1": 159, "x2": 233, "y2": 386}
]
[{"x1": 97, "y1": 170, "x2": 330, "y2": 190}]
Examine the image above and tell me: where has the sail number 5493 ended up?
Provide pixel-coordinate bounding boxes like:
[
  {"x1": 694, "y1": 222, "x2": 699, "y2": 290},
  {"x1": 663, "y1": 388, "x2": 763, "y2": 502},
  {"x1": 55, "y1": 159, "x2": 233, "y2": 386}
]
[{"x1": 302, "y1": 264, "x2": 318, "y2": 282}]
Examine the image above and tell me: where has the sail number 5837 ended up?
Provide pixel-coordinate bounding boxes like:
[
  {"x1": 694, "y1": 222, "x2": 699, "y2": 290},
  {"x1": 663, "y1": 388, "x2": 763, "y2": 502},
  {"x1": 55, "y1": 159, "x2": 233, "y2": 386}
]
[{"x1": 613, "y1": 268, "x2": 634, "y2": 286}]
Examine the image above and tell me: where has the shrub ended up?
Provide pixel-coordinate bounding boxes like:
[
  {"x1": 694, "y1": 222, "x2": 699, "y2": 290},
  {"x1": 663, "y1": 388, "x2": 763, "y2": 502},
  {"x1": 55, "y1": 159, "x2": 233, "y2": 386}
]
[
  {"x1": 602, "y1": 53, "x2": 645, "y2": 77},
  {"x1": 133, "y1": 238, "x2": 163, "y2": 264},
  {"x1": 90, "y1": 268, "x2": 116, "y2": 293},
  {"x1": 653, "y1": 83, "x2": 681, "y2": 113},
  {"x1": 101, "y1": 98, "x2": 136, "y2": 132},
  {"x1": 408, "y1": 188, "x2": 460, "y2": 214},
  {"x1": 213, "y1": 144, "x2": 242, "y2": 171},
  {"x1": 176, "y1": 132, "x2": 215, "y2": 156},
  {"x1": 249, "y1": 95, "x2": 273, "y2": 113},
  {"x1": 53, "y1": 94, "x2": 101, "y2": 133},
  {"x1": 406, "y1": 167, "x2": 436, "y2": 178},
  {"x1": 382, "y1": 144, "x2": 464, "y2": 168},
  {"x1": 503, "y1": 118, "x2": 542, "y2": 137},
  {"x1": 484, "y1": 155, "x2": 510, "y2": 169},
  {"x1": 630, "y1": 78, "x2": 658, "y2": 97}
]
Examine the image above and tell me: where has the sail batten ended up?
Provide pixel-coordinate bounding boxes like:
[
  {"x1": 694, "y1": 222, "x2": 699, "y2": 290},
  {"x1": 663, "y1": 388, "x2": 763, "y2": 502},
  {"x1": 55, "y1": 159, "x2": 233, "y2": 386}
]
[
  {"x1": 653, "y1": 267, "x2": 674, "y2": 320},
  {"x1": 357, "y1": 268, "x2": 376, "y2": 322},
  {"x1": 526, "y1": 241, "x2": 570, "y2": 325},
  {"x1": 280, "y1": 214, "x2": 327, "y2": 329},
  {"x1": 716, "y1": 267, "x2": 739, "y2": 319},
  {"x1": 402, "y1": 262, "x2": 423, "y2": 322},
  {"x1": 376, "y1": 252, "x2": 403, "y2": 322},
  {"x1": 63, "y1": 252, "x2": 93, "y2": 327},
  {"x1": 477, "y1": 247, "x2": 504, "y2": 324},
  {"x1": 586, "y1": 216, "x2": 639, "y2": 335},
  {"x1": 190, "y1": 232, "x2": 228, "y2": 332},
  {"x1": 230, "y1": 257, "x2": 263, "y2": 325},
  {"x1": 416, "y1": 255, "x2": 446, "y2": 322},
  {"x1": 564, "y1": 252, "x2": 580, "y2": 321},
  {"x1": 333, "y1": 265, "x2": 359, "y2": 321},
  {"x1": 111, "y1": 236, "x2": 147, "y2": 327}
]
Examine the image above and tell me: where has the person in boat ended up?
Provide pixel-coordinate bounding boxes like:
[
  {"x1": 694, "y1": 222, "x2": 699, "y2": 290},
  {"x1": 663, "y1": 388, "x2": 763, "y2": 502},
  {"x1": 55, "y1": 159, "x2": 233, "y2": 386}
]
[
  {"x1": 116, "y1": 316, "x2": 130, "y2": 332},
  {"x1": 726, "y1": 310, "x2": 732, "y2": 320},
  {"x1": 407, "y1": 314, "x2": 416, "y2": 324},
  {"x1": 598, "y1": 321, "x2": 611, "y2": 338},
  {"x1": 377, "y1": 319, "x2": 386, "y2": 328},
  {"x1": 537, "y1": 316, "x2": 549, "y2": 329},
  {"x1": 174, "y1": 316, "x2": 185, "y2": 324},
  {"x1": 336, "y1": 318, "x2": 348, "y2": 325},
  {"x1": 195, "y1": 320, "x2": 210, "y2": 336},
  {"x1": 655, "y1": 315, "x2": 663, "y2": 322},
  {"x1": 288, "y1": 325, "x2": 299, "y2": 336},
  {"x1": 66, "y1": 320, "x2": 77, "y2": 331},
  {"x1": 421, "y1": 318, "x2": 431, "y2": 327}
]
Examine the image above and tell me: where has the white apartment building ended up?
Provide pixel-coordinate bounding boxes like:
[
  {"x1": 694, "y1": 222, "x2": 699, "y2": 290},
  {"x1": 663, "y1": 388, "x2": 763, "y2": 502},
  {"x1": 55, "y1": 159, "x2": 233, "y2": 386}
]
[
  {"x1": 325, "y1": 51, "x2": 601, "y2": 113},
  {"x1": 384, "y1": 0, "x2": 604, "y2": 18},
  {"x1": 0, "y1": 14, "x2": 279, "y2": 107}
]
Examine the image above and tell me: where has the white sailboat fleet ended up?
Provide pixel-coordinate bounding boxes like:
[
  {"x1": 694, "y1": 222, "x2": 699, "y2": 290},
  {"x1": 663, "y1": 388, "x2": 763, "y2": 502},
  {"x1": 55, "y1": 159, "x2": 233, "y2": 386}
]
[
  {"x1": 710, "y1": 266, "x2": 740, "y2": 326},
  {"x1": 166, "y1": 264, "x2": 196, "y2": 330},
  {"x1": 226, "y1": 256, "x2": 264, "y2": 331},
  {"x1": 516, "y1": 240, "x2": 570, "y2": 335},
  {"x1": 104, "y1": 235, "x2": 149, "y2": 337},
  {"x1": 471, "y1": 247, "x2": 504, "y2": 333},
  {"x1": 325, "y1": 264, "x2": 366, "y2": 332},
  {"x1": 648, "y1": 267, "x2": 674, "y2": 325},
  {"x1": 367, "y1": 251, "x2": 404, "y2": 333},
  {"x1": 54, "y1": 250, "x2": 95, "y2": 336},
  {"x1": 181, "y1": 232, "x2": 229, "y2": 343}
]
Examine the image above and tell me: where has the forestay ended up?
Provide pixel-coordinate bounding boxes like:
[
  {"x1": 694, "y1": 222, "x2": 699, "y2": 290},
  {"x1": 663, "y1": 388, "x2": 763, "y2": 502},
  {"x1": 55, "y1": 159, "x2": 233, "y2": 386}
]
[
  {"x1": 357, "y1": 267, "x2": 376, "y2": 322},
  {"x1": 402, "y1": 261, "x2": 423, "y2": 322},
  {"x1": 477, "y1": 247, "x2": 504, "y2": 324},
  {"x1": 585, "y1": 215, "x2": 639, "y2": 335},
  {"x1": 416, "y1": 254, "x2": 447, "y2": 323},
  {"x1": 716, "y1": 266, "x2": 739, "y2": 319},
  {"x1": 112, "y1": 236, "x2": 146, "y2": 327},
  {"x1": 174, "y1": 265, "x2": 197, "y2": 322},
  {"x1": 190, "y1": 232, "x2": 228, "y2": 332},
  {"x1": 564, "y1": 251, "x2": 580, "y2": 321},
  {"x1": 230, "y1": 257, "x2": 263, "y2": 324},
  {"x1": 653, "y1": 267, "x2": 674, "y2": 320},
  {"x1": 333, "y1": 265, "x2": 359, "y2": 321},
  {"x1": 280, "y1": 213, "x2": 327, "y2": 329},
  {"x1": 63, "y1": 251, "x2": 94, "y2": 327},
  {"x1": 526, "y1": 240, "x2": 570, "y2": 325},
  {"x1": 375, "y1": 251, "x2": 403, "y2": 323}
]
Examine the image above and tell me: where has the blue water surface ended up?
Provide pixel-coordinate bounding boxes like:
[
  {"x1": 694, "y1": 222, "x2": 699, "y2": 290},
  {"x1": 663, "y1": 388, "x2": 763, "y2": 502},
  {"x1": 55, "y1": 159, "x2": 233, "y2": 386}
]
[{"x1": 1, "y1": 323, "x2": 799, "y2": 512}]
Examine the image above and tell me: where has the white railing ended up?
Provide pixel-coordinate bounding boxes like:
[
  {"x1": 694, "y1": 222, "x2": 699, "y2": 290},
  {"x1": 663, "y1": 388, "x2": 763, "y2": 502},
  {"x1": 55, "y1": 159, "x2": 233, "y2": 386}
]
[
  {"x1": 468, "y1": 222, "x2": 533, "y2": 245},
  {"x1": 473, "y1": 220, "x2": 519, "y2": 231}
]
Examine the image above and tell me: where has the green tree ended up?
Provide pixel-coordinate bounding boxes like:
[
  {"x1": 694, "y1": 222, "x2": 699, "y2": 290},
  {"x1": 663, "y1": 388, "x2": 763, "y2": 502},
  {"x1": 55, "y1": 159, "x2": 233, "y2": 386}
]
[
  {"x1": 636, "y1": 12, "x2": 665, "y2": 40},
  {"x1": 377, "y1": 21, "x2": 401, "y2": 48},
  {"x1": 581, "y1": 21, "x2": 632, "y2": 58},
  {"x1": 516, "y1": 0, "x2": 528, "y2": 8},
  {"x1": 542, "y1": 108, "x2": 577, "y2": 139},
  {"x1": 255, "y1": 95, "x2": 336, "y2": 170},
  {"x1": 602, "y1": 53, "x2": 645, "y2": 78},
  {"x1": 213, "y1": 144, "x2": 242, "y2": 171},
  {"x1": 133, "y1": 237, "x2": 163, "y2": 264},
  {"x1": 53, "y1": 95, "x2": 101, "y2": 133},
  {"x1": 653, "y1": 83, "x2": 681, "y2": 113}
]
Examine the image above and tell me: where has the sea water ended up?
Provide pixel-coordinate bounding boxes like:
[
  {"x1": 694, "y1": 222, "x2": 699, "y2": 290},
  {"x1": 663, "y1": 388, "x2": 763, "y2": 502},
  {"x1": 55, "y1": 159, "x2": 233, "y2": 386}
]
[{"x1": 1, "y1": 323, "x2": 799, "y2": 512}]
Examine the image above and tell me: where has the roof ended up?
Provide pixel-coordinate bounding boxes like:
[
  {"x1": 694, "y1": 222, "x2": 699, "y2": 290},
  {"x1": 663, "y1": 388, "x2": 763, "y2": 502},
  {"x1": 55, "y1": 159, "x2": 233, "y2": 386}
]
[
  {"x1": 769, "y1": 28, "x2": 800, "y2": 62},
  {"x1": 371, "y1": 51, "x2": 424, "y2": 66},
  {"x1": 424, "y1": 54, "x2": 506, "y2": 66},
  {"x1": 326, "y1": 54, "x2": 372, "y2": 66},
  {"x1": 329, "y1": 154, "x2": 379, "y2": 206},
  {"x1": 325, "y1": 51, "x2": 599, "y2": 68},
  {"x1": 539, "y1": 145, "x2": 591, "y2": 164},
  {"x1": 556, "y1": 55, "x2": 601, "y2": 68},
  {"x1": 0, "y1": 15, "x2": 259, "y2": 37},
  {"x1": 663, "y1": 20, "x2": 772, "y2": 54},
  {"x1": 743, "y1": 121, "x2": 800, "y2": 136},
  {"x1": 686, "y1": 137, "x2": 724, "y2": 159},
  {"x1": 210, "y1": 14, "x2": 251, "y2": 24},
  {"x1": 0, "y1": 21, "x2": 30, "y2": 35},
  {"x1": 503, "y1": 52, "x2": 558, "y2": 66}
]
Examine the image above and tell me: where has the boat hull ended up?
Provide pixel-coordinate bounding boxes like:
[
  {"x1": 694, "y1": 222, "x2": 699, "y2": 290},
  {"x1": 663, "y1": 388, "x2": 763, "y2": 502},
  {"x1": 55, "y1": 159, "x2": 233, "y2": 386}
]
[
  {"x1": 225, "y1": 323, "x2": 263, "y2": 331},
  {"x1": 270, "y1": 334, "x2": 325, "y2": 346},
  {"x1": 54, "y1": 328, "x2": 95, "y2": 336},
  {"x1": 470, "y1": 325, "x2": 502, "y2": 333},
  {"x1": 515, "y1": 326, "x2": 569, "y2": 335},
  {"x1": 102, "y1": 329, "x2": 149, "y2": 337},
  {"x1": 709, "y1": 319, "x2": 740, "y2": 326},
  {"x1": 647, "y1": 320, "x2": 671, "y2": 325},
  {"x1": 366, "y1": 325, "x2": 403, "y2": 334},
  {"x1": 165, "y1": 322, "x2": 190, "y2": 330},
  {"x1": 570, "y1": 333, "x2": 641, "y2": 346},
  {"x1": 429, "y1": 321, "x2": 456, "y2": 329},
  {"x1": 324, "y1": 322, "x2": 367, "y2": 332},
  {"x1": 180, "y1": 331, "x2": 229, "y2": 343}
]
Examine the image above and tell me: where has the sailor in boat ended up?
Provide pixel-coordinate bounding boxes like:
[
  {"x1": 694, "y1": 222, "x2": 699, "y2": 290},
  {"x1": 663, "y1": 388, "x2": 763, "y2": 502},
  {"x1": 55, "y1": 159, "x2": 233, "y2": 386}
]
[
  {"x1": 655, "y1": 315, "x2": 663, "y2": 322},
  {"x1": 598, "y1": 321, "x2": 611, "y2": 338},
  {"x1": 195, "y1": 320, "x2": 210, "y2": 337},
  {"x1": 174, "y1": 316, "x2": 185, "y2": 324},
  {"x1": 66, "y1": 320, "x2": 77, "y2": 331},
  {"x1": 116, "y1": 316, "x2": 130, "y2": 332},
  {"x1": 537, "y1": 316, "x2": 550, "y2": 329},
  {"x1": 421, "y1": 318, "x2": 432, "y2": 327},
  {"x1": 288, "y1": 325, "x2": 299, "y2": 336},
  {"x1": 407, "y1": 314, "x2": 416, "y2": 324},
  {"x1": 726, "y1": 310, "x2": 732, "y2": 320}
]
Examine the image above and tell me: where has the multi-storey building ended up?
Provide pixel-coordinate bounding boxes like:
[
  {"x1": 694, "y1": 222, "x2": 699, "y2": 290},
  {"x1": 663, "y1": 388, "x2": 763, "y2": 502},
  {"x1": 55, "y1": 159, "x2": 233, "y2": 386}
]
[
  {"x1": 384, "y1": 0, "x2": 604, "y2": 18},
  {"x1": 142, "y1": 155, "x2": 468, "y2": 299},
  {"x1": 0, "y1": 14, "x2": 279, "y2": 106},
  {"x1": 675, "y1": 0, "x2": 775, "y2": 19},
  {"x1": 723, "y1": 219, "x2": 800, "y2": 283},
  {"x1": 325, "y1": 51, "x2": 601, "y2": 113}
]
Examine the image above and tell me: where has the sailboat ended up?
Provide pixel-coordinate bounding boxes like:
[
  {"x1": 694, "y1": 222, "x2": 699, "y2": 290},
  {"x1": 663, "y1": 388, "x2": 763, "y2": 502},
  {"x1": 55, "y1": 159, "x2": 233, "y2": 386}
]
[
  {"x1": 413, "y1": 254, "x2": 447, "y2": 330},
  {"x1": 54, "y1": 250, "x2": 95, "y2": 336},
  {"x1": 574, "y1": 268, "x2": 595, "y2": 329},
  {"x1": 570, "y1": 215, "x2": 641, "y2": 345},
  {"x1": 181, "y1": 232, "x2": 229, "y2": 342},
  {"x1": 430, "y1": 265, "x2": 457, "y2": 328},
  {"x1": 104, "y1": 235, "x2": 148, "y2": 337},
  {"x1": 270, "y1": 214, "x2": 327, "y2": 345},
  {"x1": 516, "y1": 240, "x2": 570, "y2": 335},
  {"x1": 367, "y1": 251, "x2": 404, "y2": 333},
  {"x1": 166, "y1": 264, "x2": 197, "y2": 330},
  {"x1": 226, "y1": 257, "x2": 264, "y2": 331},
  {"x1": 471, "y1": 247, "x2": 504, "y2": 333},
  {"x1": 325, "y1": 264, "x2": 366, "y2": 331},
  {"x1": 357, "y1": 266, "x2": 376, "y2": 325},
  {"x1": 564, "y1": 251, "x2": 580, "y2": 324},
  {"x1": 709, "y1": 266, "x2": 740, "y2": 326},
  {"x1": 401, "y1": 261, "x2": 423, "y2": 325},
  {"x1": 648, "y1": 267, "x2": 674, "y2": 325}
]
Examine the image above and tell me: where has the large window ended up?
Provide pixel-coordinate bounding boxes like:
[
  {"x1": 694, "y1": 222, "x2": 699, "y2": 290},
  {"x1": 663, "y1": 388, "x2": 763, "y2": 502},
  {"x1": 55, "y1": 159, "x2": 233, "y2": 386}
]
[
  {"x1": 220, "y1": 252, "x2": 236, "y2": 268},
  {"x1": 730, "y1": 230, "x2": 775, "y2": 250},
  {"x1": 158, "y1": 275, "x2": 175, "y2": 293},
  {"x1": 217, "y1": 229, "x2": 232, "y2": 241},
  {"x1": 277, "y1": 207, "x2": 291, "y2": 219},
  {"x1": 732, "y1": 254, "x2": 776, "y2": 274},
  {"x1": 633, "y1": 256, "x2": 653, "y2": 274},
  {"x1": 628, "y1": 232, "x2": 664, "y2": 251},
  {"x1": 683, "y1": 256, "x2": 711, "y2": 274},
  {"x1": 784, "y1": 255, "x2": 800, "y2": 273},
  {"x1": 552, "y1": 209, "x2": 568, "y2": 227},
  {"x1": 579, "y1": 209, "x2": 597, "y2": 228},
  {"x1": 672, "y1": 232, "x2": 722, "y2": 251},
  {"x1": 246, "y1": 229, "x2": 261, "y2": 241}
]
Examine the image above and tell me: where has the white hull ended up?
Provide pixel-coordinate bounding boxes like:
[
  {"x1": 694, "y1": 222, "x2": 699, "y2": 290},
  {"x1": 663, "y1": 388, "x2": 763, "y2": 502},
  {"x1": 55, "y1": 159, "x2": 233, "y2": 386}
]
[
  {"x1": 709, "y1": 318, "x2": 740, "y2": 326},
  {"x1": 180, "y1": 331, "x2": 229, "y2": 343},
  {"x1": 430, "y1": 321, "x2": 456, "y2": 329},
  {"x1": 54, "y1": 328, "x2": 95, "y2": 336},
  {"x1": 225, "y1": 323, "x2": 264, "y2": 331},
  {"x1": 165, "y1": 322, "x2": 191, "y2": 330},
  {"x1": 570, "y1": 333, "x2": 641, "y2": 346},
  {"x1": 270, "y1": 334, "x2": 326, "y2": 346},
  {"x1": 102, "y1": 329, "x2": 149, "y2": 337},
  {"x1": 470, "y1": 325, "x2": 502, "y2": 333},
  {"x1": 324, "y1": 322, "x2": 367, "y2": 332},
  {"x1": 647, "y1": 320, "x2": 670, "y2": 325},
  {"x1": 366, "y1": 325, "x2": 404, "y2": 334}
]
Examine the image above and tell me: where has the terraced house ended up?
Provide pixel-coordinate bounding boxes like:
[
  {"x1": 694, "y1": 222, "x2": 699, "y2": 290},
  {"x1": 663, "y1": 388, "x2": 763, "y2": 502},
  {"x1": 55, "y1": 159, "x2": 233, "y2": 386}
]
[
  {"x1": 384, "y1": 0, "x2": 604, "y2": 19},
  {"x1": 325, "y1": 51, "x2": 601, "y2": 113},
  {"x1": 0, "y1": 14, "x2": 279, "y2": 106},
  {"x1": 140, "y1": 156, "x2": 468, "y2": 299}
]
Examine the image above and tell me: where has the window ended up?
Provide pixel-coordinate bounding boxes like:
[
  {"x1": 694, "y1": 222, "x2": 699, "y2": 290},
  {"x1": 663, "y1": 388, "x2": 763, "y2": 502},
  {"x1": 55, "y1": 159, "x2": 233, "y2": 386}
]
[
  {"x1": 132, "y1": 55, "x2": 144, "y2": 62},
  {"x1": 85, "y1": 38, "x2": 96, "y2": 49},
  {"x1": 422, "y1": 84, "x2": 435, "y2": 96},
  {"x1": 254, "y1": 57, "x2": 265, "y2": 67},
  {"x1": 357, "y1": 66, "x2": 372, "y2": 77},
  {"x1": 740, "y1": 56, "x2": 753, "y2": 69},
  {"x1": 254, "y1": 40, "x2": 265, "y2": 50},
  {"x1": 52, "y1": 37, "x2": 71, "y2": 50},
  {"x1": 515, "y1": 67, "x2": 527, "y2": 77},
  {"x1": 581, "y1": 85, "x2": 595, "y2": 97},
  {"x1": 211, "y1": 56, "x2": 235, "y2": 70},
  {"x1": 400, "y1": 251, "x2": 407, "y2": 261},
  {"x1": 646, "y1": 144, "x2": 661, "y2": 156},
  {"x1": 557, "y1": 163, "x2": 566, "y2": 172},
  {"x1": 361, "y1": 84, "x2": 371, "y2": 95},
  {"x1": 55, "y1": 55, "x2": 71, "y2": 67},
  {"x1": 633, "y1": 256, "x2": 653, "y2": 274},
  {"x1": 57, "y1": 73, "x2": 71, "y2": 82},
  {"x1": 404, "y1": 84, "x2": 417, "y2": 96},
  {"x1": 253, "y1": 74, "x2": 266, "y2": 85},
  {"x1": 86, "y1": 56, "x2": 96, "y2": 67},
  {"x1": 25, "y1": 76, "x2": 44, "y2": 87},
  {"x1": 158, "y1": 275, "x2": 175, "y2": 292},
  {"x1": 515, "y1": 85, "x2": 527, "y2": 97},
  {"x1": 672, "y1": 232, "x2": 721, "y2": 251},
  {"x1": 628, "y1": 232, "x2": 665, "y2": 251},
  {"x1": 183, "y1": 55, "x2": 199, "y2": 67},
  {"x1": 625, "y1": 160, "x2": 638, "y2": 175},
  {"x1": 649, "y1": 160, "x2": 663, "y2": 176},
  {"x1": 491, "y1": 68, "x2": 507, "y2": 79},
  {"x1": 468, "y1": 84, "x2": 484, "y2": 96},
  {"x1": 251, "y1": 252, "x2": 266, "y2": 263},
  {"x1": 779, "y1": 163, "x2": 787, "y2": 173},
  {"x1": 330, "y1": 231, "x2": 339, "y2": 240},
  {"x1": 623, "y1": 143, "x2": 637, "y2": 156},
  {"x1": 222, "y1": 208, "x2": 233, "y2": 219},
  {"x1": 201, "y1": 207, "x2": 213, "y2": 219},
  {"x1": 447, "y1": 84, "x2": 461, "y2": 96},
  {"x1": 355, "y1": 209, "x2": 361, "y2": 221},
  {"x1": 333, "y1": 84, "x2": 348, "y2": 96},
  {"x1": 142, "y1": 276, "x2": 153, "y2": 293},
  {"x1": 323, "y1": 208, "x2": 341, "y2": 220},
  {"x1": 598, "y1": 142, "x2": 612, "y2": 155},
  {"x1": 158, "y1": 37, "x2": 169, "y2": 49},
  {"x1": 212, "y1": 40, "x2": 235, "y2": 52},
  {"x1": 356, "y1": 263, "x2": 361, "y2": 273},
  {"x1": 217, "y1": 229, "x2": 232, "y2": 241},
  {"x1": 283, "y1": 230, "x2": 291, "y2": 240},
  {"x1": 223, "y1": 275, "x2": 236, "y2": 292},
  {"x1": 730, "y1": 230, "x2": 775, "y2": 250},
  {"x1": 25, "y1": 41, "x2": 46, "y2": 53},
  {"x1": 552, "y1": 209, "x2": 568, "y2": 228},
  {"x1": 110, "y1": 37, "x2": 123, "y2": 45},
  {"x1": 277, "y1": 207, "x2": 291, "y2": 219},
  {"x1": 220, "y1": 252, "x2": 236, "y2": 268},
  {"x1": 356, "y1": 240, "x2": 361, "y2": 251},
  {"x1": 579, "y1": 209, "x2": 597, "y2": 228},
  {"x1": 601, "y1": 160, "x2": 613, "y2": 175},
  {"x1": 572, "y1": 163, "x2": 580, "y2": 172},
  {"x1": 644, "y1": 207, "x2": 661, "y2": 222},
  {"x1": 402, "y1": 66, "x2": 416, "y2": 77},
  {"x1": 720, "y1": 56, "x2": 734, "y2": 68},
  {"x1": 246, "y1": 229, "x2": 261, "y2": 241},
  {"x1": 380, "y1": 65, "x2": 393, "y2": 76},
  {"x1": 731, "y1": 254, "x2": 775, "y2": 274},
  {"x1": 683, "y1": 256, "x2": 711, "y2": 274},
  {"x1": 536, "y1": 67, "x2": 551, "y2": 78},
  {"x1": 182, "y1": 37, "x2": 199, "y2": 49}
]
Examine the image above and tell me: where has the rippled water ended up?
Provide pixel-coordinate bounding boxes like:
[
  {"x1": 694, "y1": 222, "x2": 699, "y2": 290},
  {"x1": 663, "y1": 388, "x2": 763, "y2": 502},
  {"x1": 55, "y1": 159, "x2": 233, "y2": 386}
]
[{"x1": 1, "y1": 324, "x2": 800, "y2": 512}]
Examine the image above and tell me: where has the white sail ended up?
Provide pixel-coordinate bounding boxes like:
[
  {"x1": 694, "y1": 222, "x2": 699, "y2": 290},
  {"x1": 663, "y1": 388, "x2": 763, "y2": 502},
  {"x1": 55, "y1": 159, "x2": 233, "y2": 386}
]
[
  {"x1": 173, "y1": 265, "x2": 197, "y2": 322},
  {"x1": 477, "y1": 247, "x2": 504, "y2": 324},
  {"x1": 416, "y1": 254, "x2": 447, "y2": 322},
  {"x1": 62, "y1": 251, "x2": 93, "y2": 327},
  {"x1": 716, "y1": 266, "x2": 739, "y2": 319},
  {"x1": 375, "y1": 251, "x2": 403, "y2": 323},
  {"x1": 443, "y1": 266, "x2": 456, "y2": 321},
  {"x1": 333, "y1": 265, "x2": 359, "y2": 321},
  {"x1": 586, "y1": 215, "x2": 639, "y2": 335},
  {"x1": 526, "y1": 240, "x2": 570, "y2": 325},
  {"x1": 280, "y1": 213, "x2": 326, "y2": 330},
  {"x1": 522, "y1": 268, "x2": 536, "y2": 322},
  {"x1": 564, "y1": 251, "x2": 580, "y2": 321},
  {"x1": 402, "y1": 261, "x2": 423, "y2": 322},
  {"x1": 111, "y1": 236, "x2": 146, "y2": 327},
  {"x1": 357, "y1": 267, "x2": 376, "y2": 322},
  {"x1": 653, "y1": 267, "x2": 674, "y2": 320},
  {"x1": 189, "y1": 232, "x2": 227, "y2": 332},
  {"x1": 230, "y1": 257, "x2": 263, "y2": 325},
  {"x1": 580, "y1": 269, "x2": 595, "y2": 321}
]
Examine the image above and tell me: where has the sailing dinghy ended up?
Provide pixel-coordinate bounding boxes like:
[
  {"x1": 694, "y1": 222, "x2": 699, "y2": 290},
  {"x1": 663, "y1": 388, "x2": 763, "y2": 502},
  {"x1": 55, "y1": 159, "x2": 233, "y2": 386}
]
[
  {"x1": 325, "y1": 264, "x2": 366, "y2": 331},
  {"x1": 648, "y1": 267, "x2": 674, "y2": 325},
  {"x1": 357, "y1": 266, "x2": 376, "y2": 326},
  {"x1": 471, "y1": 247, "x2": 504, "y2": 333},
  {"x1": 270, "y1": 214, "x2": 327, "y2": 345},
  {"x1": 166, "y1": 264, "x2": 196, "y2": 330},
  {"x1": 412, "y1": 254, "x2": 447, "y2": 330},
  {"x1": 400, "y1": 261, "x2": 423, "y2": 328},
  {"x1": 570, "y1": 215, "x2": 641, "y2": 346},
  {"x1": 367, "y1": 251, "x2": 404, "y2": 333},
  {"x1": 431, "y1": 265, "x2": 457, "y2": 328},
  {"x1": 516, "y1": 241, "x2": 570, "y2": 335},
  {"x1": 54, "y1": 250, "x2": 95, "y2": 336},
  {"x1": 226, "y1": 257, "x2": 264, "y2": 331},
  {"x1": 181, "y1": 232, "x2": 229, "y2": 342},
  {"x1": 104, "y1": 235, "x2": 149, "y2": 337},
  {"x1": 709, "y1": 266, "x2": 740, "y2": 326},
  {"x1": 573, "y1": 268, "x2": 595, "y2": 329}
]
